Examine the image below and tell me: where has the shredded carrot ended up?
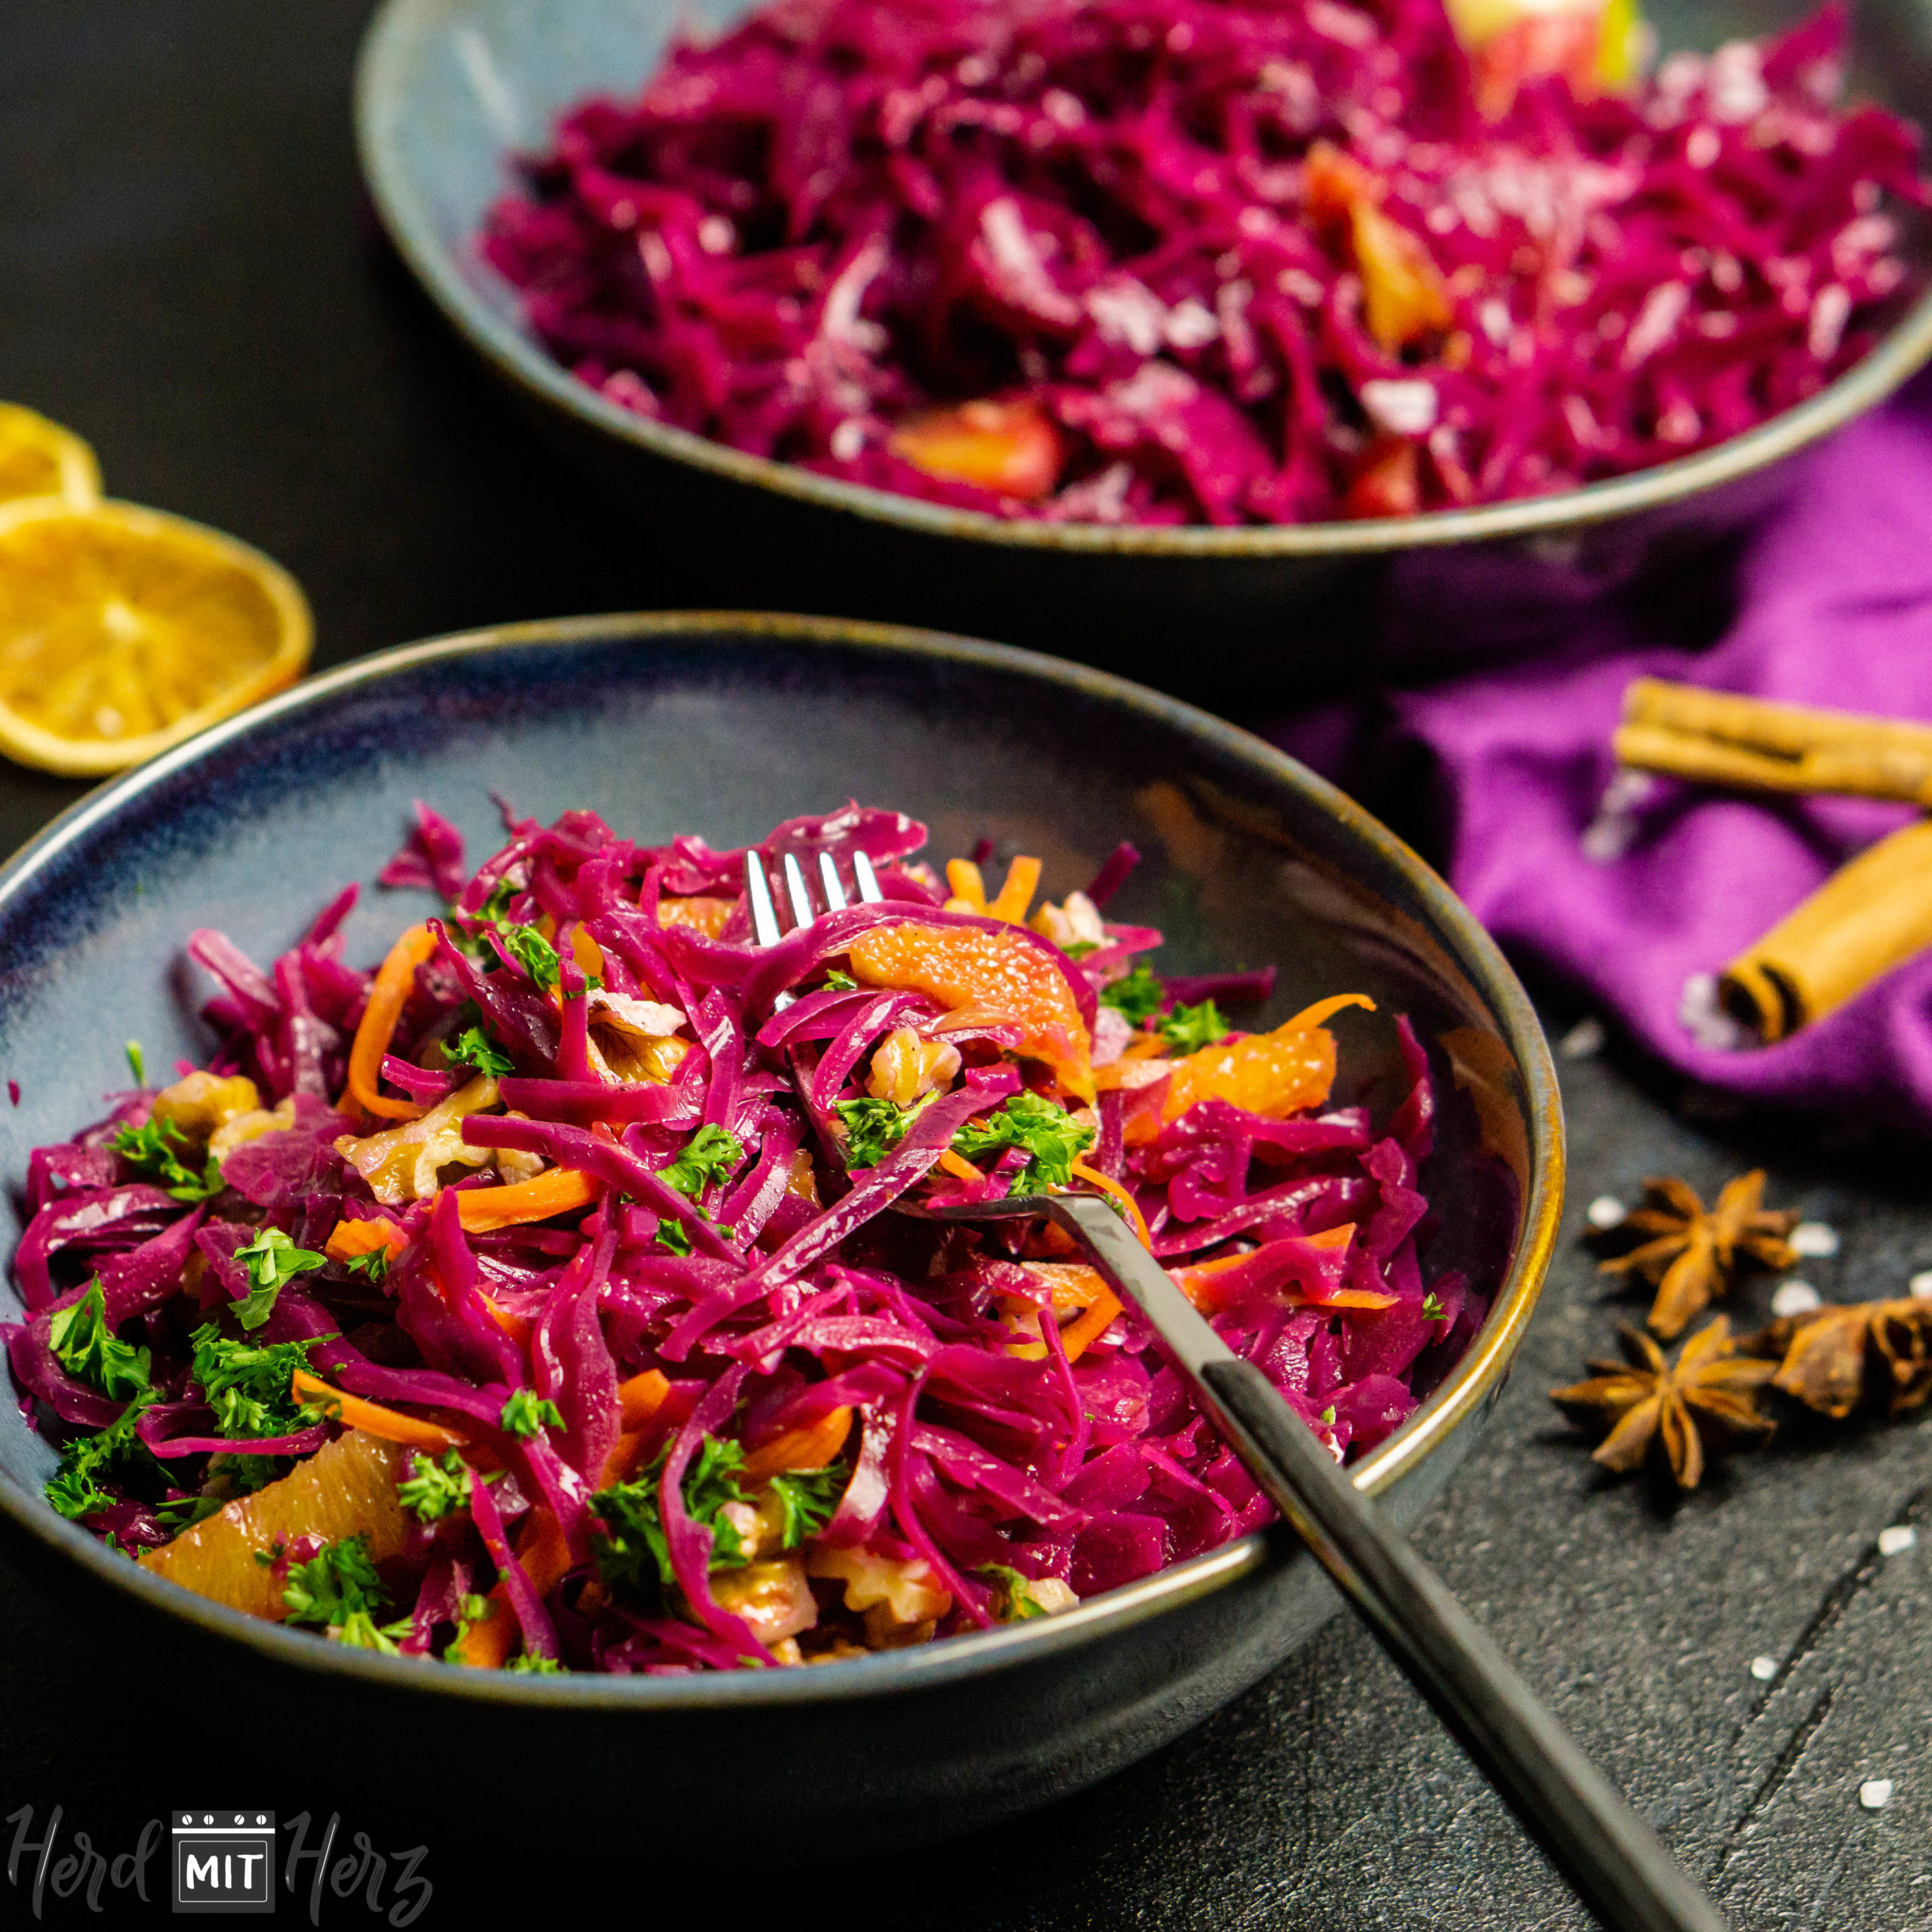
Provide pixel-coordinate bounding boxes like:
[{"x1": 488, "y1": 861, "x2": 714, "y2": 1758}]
[
  {"x1": 1279, "y1": 993, "x2": 1377, "y2": 1032},
  {"x1": 340, "y1": 923, "x2": 438, "y2": 1121},
  {"x1": 477, "y1": 1291, "x2": 531, "y2": 1347},
  {"x1": 323, "y1": 1217, "x2": 408, "y2": 1267},
  {"x1": 985, "y1": 855, "x2": 1041, "y2": 924},
  {"x1": 937, "y1": 1148, "x2": 983, "y2": 1183},
  {"x1": 601, "y1": 1429, "x2": 651, "y2": 1485},
  {"x1": 291, "y1": 1369, "x2": 468, "y2": 1451},
  {"x1": 618, "y1": 1369, "x2": 670, "y2": 1431},
  {"x1": 1059, "y1": 1284, "x2": 1124, "y2": 1362},
  {"x1": 455, "y1": 1168, "x2": 601, "y2": 1233},
  {"x1": 943, "y1": 857, "x2": 987, "y2": 913},
  {"x1": 448, "y1": 1507, "x2": 571, "y2": 1669},
  {"x1": 1071, "y1": 1159, "x2": 1152, "y2": 1250},
  {"x1": 740, "y1": 1406, "x2": 853, "y2": 1484}
]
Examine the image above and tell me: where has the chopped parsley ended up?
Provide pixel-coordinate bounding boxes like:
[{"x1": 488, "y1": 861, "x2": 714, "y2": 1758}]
[
  {"x1": 44, "y1": 1393, "x2": 156, "y2": 1521},
  {"x1": 765, "y1": 1465, "x2": 847, "y2": 1546},
  {"x1": 1097, "y1": 962, "x2": 1164, "y2": 1026},
  {"x1": 833, "y1": 1092, "x2": 935, "y2": 1169},
  {"x1": 977, "y1": 1563, "x2": 1050, "y2": 1620},
  {"x1": 229, "y1": 1227, "x2": 328, "y2": 1331},
  {"x1": 590, "y1": 1435, "x2": 840, "y2": 1598},
  {"x1": 1422, "y1": 1292, "x2": 1445, "y2": 1322},
  {"x1": 952, "y1": 1092, "x2": 1096, "y2": 1192},
  {"x1": 110, "y1": 1116, "x2": 223, "y2": 1203},
  {"x1": 498, "y1": 1389, "x2": 565, "y2": 1439},
  {"x1": 1157, "y1": 998, "x2": 1229, "y2": 1055},
  {"x1": 188, "y1": 1324, "x2": 335, "y2": 1441},
  {"x1": 658, "y1": 1124, "x2": 744, "y2": 1199},
  {"x1": 344, "y1": 1245, "x2": 392, "y2": 1285},
  {"x1": 282, "y1": 1534, "x2": 411, "y2": 1652},
  {"x1": 654, "y1": 1217, "x2": 692, "y2": 1257},
  {"x1": 1320, "y1": 1406, "x2": 1337, "y2": 1426},
  {"x1": 125, "y1": 1040, "x2": 146, "y2": 1086},
  {"x1": 396, "y1": 1449, "x2": 473, "y2": 1522},
  {"x1": 155, "y1": 1492, "x2": 223, "y2": 1535},
  {"x1": 506, "y1": 1653, "x2": 568, "y2": 1675},
  {"x1": 48, "y1": 1281, "x2": 151, "y2": 1404},
  {"x1": 821, "y1": 970, "x2": 858, "y2": 992},
  {"x1": 441, "y1": 1025, "x2": 514, "y2": 1078},
  {"x1": 498, "y1": 924, "x2": 560, "y2": 993},
  {"x1": 447, "y1": 1592, "x2": 495, "y2": 1656}
]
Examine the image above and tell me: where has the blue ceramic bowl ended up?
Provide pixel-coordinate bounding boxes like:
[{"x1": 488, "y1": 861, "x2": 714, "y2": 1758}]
[
  {"x1": 353, "y1": 0, "x2": 1932, "y2": 691},
  {"x1": 0, "y1": 615, "x2": 1561, "y2": 1847}
]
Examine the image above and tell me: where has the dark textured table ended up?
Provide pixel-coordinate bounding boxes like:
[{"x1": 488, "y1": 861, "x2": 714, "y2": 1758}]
[{"x1": 2, "y1": 7, "x2": 1927, "y2": 1927}]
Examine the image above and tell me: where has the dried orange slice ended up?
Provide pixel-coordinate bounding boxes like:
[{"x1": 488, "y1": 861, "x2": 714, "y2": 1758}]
[
  {"x1": 0, "y1": 498, "x2": 312, "y2": 776},
  {"x1": 137, "y1": 1429, "x2": 411, "y2": 1620},
  {"x1": 847, "y1": 918, "x2": 1094, "y2": 1100},
  {"x1": 0, "y1": 404, "x2": 101, "y2": 509}
]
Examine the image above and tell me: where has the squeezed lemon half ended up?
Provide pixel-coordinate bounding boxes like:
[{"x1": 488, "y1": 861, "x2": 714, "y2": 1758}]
[
  {"x1": 0, "y1": 497, "x2": 313, "y2": 775},
  {"x1": 0, "y1": 403, "x2": 102, "y2": 510}
]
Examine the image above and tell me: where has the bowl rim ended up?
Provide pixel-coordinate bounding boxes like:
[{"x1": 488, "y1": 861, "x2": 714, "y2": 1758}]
[
  {"x1": 0, "y1": 611, "x2": 1564, "y2": 1707},
  {"x1": 353, "y1": 0, "x2": 1932, "y2": 560}
]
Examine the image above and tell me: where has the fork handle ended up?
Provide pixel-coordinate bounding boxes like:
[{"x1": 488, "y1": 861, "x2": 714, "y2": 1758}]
[{"x1": 1196, "y1": 1358, "x2": 1728, "y2": 1932}]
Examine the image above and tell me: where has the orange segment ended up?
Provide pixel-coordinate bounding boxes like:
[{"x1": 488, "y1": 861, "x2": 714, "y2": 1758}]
[
  {"x1": 846, "y1": 918, "x2": 1094, "y2": 1101},
  {"x1": 658, "y1": 894, "x2": 737, "y2": 937},
  {"x1": 1159, "y1": 1024, "x2": 1337, "y2": 1125},
  {"x1": 137, "y1": 1429, "x2": 411, "y2": 1620},
  {"x1": 888, "y1": 400, "x2": 1061, "y2": 500},
  {"x1": 0, "y1": 498, "x2": 312, "y2": 776},
  {"x1": 0, "y1": 405, "x2": 101, "y2": 509}
]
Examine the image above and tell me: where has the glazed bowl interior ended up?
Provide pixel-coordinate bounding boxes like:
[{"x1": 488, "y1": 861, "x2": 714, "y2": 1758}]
[
  {"x1": 0, "y1": 616, "x2": 1560, "y2": 1841},
  {"x1": 355, "y1": 0, "x2": 1932, "y2": 565}
]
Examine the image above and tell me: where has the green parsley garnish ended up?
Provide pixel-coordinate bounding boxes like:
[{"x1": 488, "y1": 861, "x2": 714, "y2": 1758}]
[
  {"x1": 506, "y1": 1653, "x2": 568, "y2": 1674},
  {"x1": 951, "y1": 1091, "x2": 1096, "y2": 1192},
  {"x1": 44, "y1": 1393, "x2": 156, "y2": 1521},
  {"x1": 658, "y1": 1124, "x2": 744, "y2": 1199},
  {"x1": 1320, "y1": 1406, "x2": 1337, "y2": 1426},
  {"x1": 821, "y1": 970, "x2": 858, "y2": 992},
  {"x1": 1422, "y1": 1292, "x2": 1445, "y2": 1321},
  {"x1": 446, "y1": 1592, "x2": 495, "y2": 1657},
  {"x1": 976, "y1": 1562, "x2": 1050, "y2": 1620},
  {"x1": 156, "y1": 1493, "x2": 223, "y2": 1535},
  {"x1": 188, "y1": 1324, "x2": 335, "y2": 1441},
  {"x1": 229, "y1": 1227, "x2": 328, "y2": 1331},
  {"x1": 1157, "y1": 998, "x2": 1229, "y2": 1055},
  {"x1": 1097, "y1": 962, "x2": 1164, "y2": 1026},
  {"x1": 654, "y1": 1216, "x2": 692, "y2": 1257},
  {"x1": 589, "y1": 1437, "x2": 843, "y2": 1599},
  {"x1": 48, "y1": 1281, "x2": 151, "y2": 1404},
  {"x1": 498, "y1": 1389, "x2": 565, "y2": 1439},
  {"x1": 441, "y1": 1025, "x2": 515, "y2": 1079},
  {"x1": 764, "y1": 1465, "x2": 846, "y2": 1546},
  {"x1": 832, "y1": 1092, "x2": 936, "y2": 1169},
  {"x1": 282, "y1": 1534, "x2": 412, "y2": 1652},
  {"x1": 345, "y1": 1245, "x2": 391, "y2": 1285},
  {"x1": 110, "y1": 1116, "x2": 223, "y2": 1203},
  {"x1": 125, "y1": 1041, "x2": 146, "y2": 1086},
  {"x1": 499, "y1": 924, "x2": 560, "y2": 992},
  {"x1": 396, "y1": 1448, "x2": 473, "y2": 1522}
]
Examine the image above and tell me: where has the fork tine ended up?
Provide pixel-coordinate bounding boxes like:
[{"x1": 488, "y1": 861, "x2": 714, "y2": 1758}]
[
  {"x1": 745, "y1": 851, "x2": 783, "y2": 948},
  {"x1": 852, "y1": 850, "x2": 882, "y2": 903},
  {"x1": 782, "y1": 852, "x2": 816, "y2": 930},
  {"x1": 817, "y1": 851, "x2": 849, "y2": 912}
]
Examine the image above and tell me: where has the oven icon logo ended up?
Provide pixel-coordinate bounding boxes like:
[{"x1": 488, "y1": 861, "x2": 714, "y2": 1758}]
[{"x1": 172, "y1": 1813, "x2": 275, "y2": 1915}]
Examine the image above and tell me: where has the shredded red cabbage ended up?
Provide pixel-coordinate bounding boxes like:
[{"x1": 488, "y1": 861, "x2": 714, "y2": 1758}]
[
  {"x1": 482, "y1": 0, "x2": 1927, "y2": 525},
  {"x1": 6, "y1": 800, "x2": 1489, "y2": 1672}
]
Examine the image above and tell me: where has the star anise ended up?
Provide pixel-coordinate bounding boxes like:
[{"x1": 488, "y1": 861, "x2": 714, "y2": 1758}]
[
  {"x1": 1742, "y1": 1298, "x2": 1932, "y2": 1420},
  {"x1": 1550, "y1": 1316, "x2": 1778, "y2": 1490},
  {"x1": 1596, "y1": 1171, "x2": 1798, "y2": 1341}
]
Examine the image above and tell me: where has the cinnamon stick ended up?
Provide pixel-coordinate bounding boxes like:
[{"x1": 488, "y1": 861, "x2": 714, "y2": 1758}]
[
  {"x1": 1718, "y1": 817, "x2": 1932, "y2": 1041},
  {"x1": 1616, "y1": 678, "x2": 1932, "y2": 807}
]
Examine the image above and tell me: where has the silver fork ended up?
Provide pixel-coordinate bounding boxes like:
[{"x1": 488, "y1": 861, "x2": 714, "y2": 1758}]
[{"x1": 744, "y1": 847, "x2": 1724, "y2": 1932}]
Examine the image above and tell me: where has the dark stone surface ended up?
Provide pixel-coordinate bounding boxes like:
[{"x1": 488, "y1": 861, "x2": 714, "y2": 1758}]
[{"x1": 0, "y1": 5, "x2": 1927, "y2": 1927}]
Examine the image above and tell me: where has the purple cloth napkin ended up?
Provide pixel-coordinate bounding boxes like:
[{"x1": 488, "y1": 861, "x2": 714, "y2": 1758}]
[{"x1": 1273, "y1": 371, "x2": 1932, "y2": 1132}]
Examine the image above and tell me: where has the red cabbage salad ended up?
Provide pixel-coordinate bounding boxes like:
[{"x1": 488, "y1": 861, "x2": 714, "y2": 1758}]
[
  {"x1": 6, "y1": 801, "x2": 1481, "y2": 1673},
  {"x1": 482, "y1": 0, "x2": 1927, "y2": 527}
]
